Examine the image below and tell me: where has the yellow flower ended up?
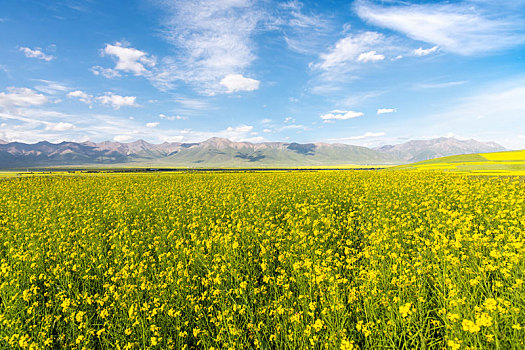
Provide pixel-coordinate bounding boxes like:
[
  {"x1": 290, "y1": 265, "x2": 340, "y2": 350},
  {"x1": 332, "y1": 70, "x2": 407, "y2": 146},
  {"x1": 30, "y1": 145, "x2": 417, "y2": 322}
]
[
  {"x1": 475, "y1": 312, "x2": 492, "y2": 327},
  {"x1": 462, "y1": 319, "x2": 480, "y2": 333},
  {"x1": 399, "y1": 302, "x2": 412, "y2": 318},
  {"x1": 484, "y1": 298, "x2": 497, "y2": 311},
  {"x1": 447, "y1": 339, "x2": 461, "y2": 350},
  {"x1": 313, "y1": 319, "x2": 324, "y2": 332}
]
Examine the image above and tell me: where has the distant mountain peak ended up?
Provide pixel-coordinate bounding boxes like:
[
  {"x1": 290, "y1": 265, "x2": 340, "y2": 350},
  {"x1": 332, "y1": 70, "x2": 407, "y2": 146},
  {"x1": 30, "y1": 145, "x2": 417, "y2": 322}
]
[
  {"x1": 376, "y1": 137, "x2": 506, "y2": 162},
  {"x1": 0, "y1": 136, "x2": 508, "y2": 168}
]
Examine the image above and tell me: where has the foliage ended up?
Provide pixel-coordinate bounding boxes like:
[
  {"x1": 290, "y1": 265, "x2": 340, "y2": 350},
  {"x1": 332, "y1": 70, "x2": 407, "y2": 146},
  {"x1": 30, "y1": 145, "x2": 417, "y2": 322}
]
[{"x1": 0, "y1": 172, "x2": 524, "y2": 349}]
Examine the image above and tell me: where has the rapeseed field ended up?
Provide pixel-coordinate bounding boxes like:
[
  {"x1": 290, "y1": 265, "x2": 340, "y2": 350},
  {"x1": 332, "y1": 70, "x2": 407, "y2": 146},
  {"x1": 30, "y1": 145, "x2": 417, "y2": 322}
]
[{"x1": 0, "y1": 172, "x2": 524, "y2": 349}]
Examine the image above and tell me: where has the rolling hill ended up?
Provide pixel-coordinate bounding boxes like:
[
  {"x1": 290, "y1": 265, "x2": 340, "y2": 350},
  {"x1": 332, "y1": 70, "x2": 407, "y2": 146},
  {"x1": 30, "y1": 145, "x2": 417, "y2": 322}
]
[{"x1": 393, "y1": 149, "x2": 525, "y2": 174}]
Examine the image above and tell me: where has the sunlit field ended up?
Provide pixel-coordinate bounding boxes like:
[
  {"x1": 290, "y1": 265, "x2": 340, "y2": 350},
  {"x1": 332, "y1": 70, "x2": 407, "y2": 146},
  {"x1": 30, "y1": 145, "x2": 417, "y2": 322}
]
[
  {"x1": 394, "y1": 150, "x2": 525, "y2": 175},
  {"x1": 0, "y1": 172, "x2": 524, "y2": 349}
]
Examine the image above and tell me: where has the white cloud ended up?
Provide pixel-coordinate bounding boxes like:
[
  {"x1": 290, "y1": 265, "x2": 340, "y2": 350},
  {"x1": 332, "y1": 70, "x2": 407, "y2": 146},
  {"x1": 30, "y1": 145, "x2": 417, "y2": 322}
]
[
  {"x1": 413, "y1": 46, "x2": 439, "y2": 56},
  {"x1": 414, "y1": 81, "x2": 467, "y2": 89},
  {"x1": 356, "y1": 1, "x2": 525, "y2": 55},
  {"x1": 417, "y1": 78, "x2": 525, "y2": 149},
  {"x1": 90, "y1": 66, "x2": 121, "y2": 79},
  {"x1": 226, "y1": 125, "x2": 253, "y2": 133},
  {"x1": 159, "y1": 114, "x2": 187, "y2": 120},
  {"x1": 174, "y1": 98, "x2": 210, "y2": 110},
  {"x1": 146, "y1": 122, "x2": 159, "y2": 128},
  {"x1": 19, "y1": 47, "x2": 54, "y2": 61},
  {"x1": 357, "y1": 50, "x2": 385, "y2": 63},
  {"x1": 278, "y1": 1, "x2": 332, "y2": 55},
  {"x1": 155, "y1": 0, "x2": 262, "y2": 93},
  {"x1": 377, "y1": 108, "x2": 396, "y2": 114},
  {"x1": 0, "y1": 87, "x2": 48, "y2": 109},
  {"x1": 278, "y1": 124, "x2": 308, "y2": 131},
  {"x1": 329, "y1": 132, "x2": 385, "y2": 142},
  {"x1": 97, "y1": 93, "x2": 139, "y2": 110},
  {"x1": 45, "y1": 122, "x2": 75, "y2": 131},
  {"x1": 33, "y1": 80, "x2": 69, "y2": 95},
  {"x1": 314, "y1": 31, "x2": 385, "y2": 70},
  {"x1": 67, "y1": 90, "x2": 93, "y2": 104},
  {"x1": 284, "y1": 117, "x2": 295, "y2": 123},
  {"x1": 114, "y1": 135, "x2": 133, "y2": 142},
  {"x1": 102, "y1": 42, "x2": 156, "y2": 76},
  {"x1": 263, "y1": 128, "x2": 272, "y2": 133},
  {"x1": 220, "y1": 74, "x2": 260, "y2": 93},
  {"x1": 320, "y1": 110, "x2": 363, "y2": 121}
]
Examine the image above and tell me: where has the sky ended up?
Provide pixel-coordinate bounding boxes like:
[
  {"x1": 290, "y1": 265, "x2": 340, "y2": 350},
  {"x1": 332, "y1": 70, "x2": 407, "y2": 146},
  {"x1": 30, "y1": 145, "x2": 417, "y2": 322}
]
[{"x1": 0, "y1": 0, "x2": 524, "y2": 148}]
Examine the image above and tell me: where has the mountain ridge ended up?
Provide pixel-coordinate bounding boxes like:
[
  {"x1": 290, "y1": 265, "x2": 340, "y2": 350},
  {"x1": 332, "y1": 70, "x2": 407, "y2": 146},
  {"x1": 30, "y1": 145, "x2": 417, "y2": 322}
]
[{"x1": 0, "y1": 137, "x2": 507, "y2": 169}]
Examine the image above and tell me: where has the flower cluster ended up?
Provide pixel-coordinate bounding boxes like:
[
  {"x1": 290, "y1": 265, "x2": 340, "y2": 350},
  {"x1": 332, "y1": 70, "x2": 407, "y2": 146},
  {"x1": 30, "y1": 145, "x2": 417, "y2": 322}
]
[{"x1": 0, "y1": 171, "x2": 523, "y2": 349}]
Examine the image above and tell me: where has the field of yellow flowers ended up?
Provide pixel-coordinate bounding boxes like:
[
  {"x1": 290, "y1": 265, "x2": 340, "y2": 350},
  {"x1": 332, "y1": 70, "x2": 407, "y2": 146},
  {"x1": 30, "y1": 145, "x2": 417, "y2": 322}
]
[{"x1": 0, "y1": 171, "x2": 524, "y2": 349}]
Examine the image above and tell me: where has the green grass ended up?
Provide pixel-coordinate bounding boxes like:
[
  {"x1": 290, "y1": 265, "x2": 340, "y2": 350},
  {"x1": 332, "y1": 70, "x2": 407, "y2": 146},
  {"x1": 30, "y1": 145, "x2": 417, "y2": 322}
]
[
  {"x1": 0, "y1": 172, "x2": 524, "y2": 349},
  {"x1": 393, "y1": 149, "x2": 525, "y2": 175}
]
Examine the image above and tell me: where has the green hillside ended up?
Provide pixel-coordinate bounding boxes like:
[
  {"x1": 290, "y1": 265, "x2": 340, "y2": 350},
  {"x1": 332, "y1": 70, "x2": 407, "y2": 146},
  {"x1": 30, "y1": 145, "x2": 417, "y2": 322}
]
[{"x1": 394, "y1": 149, "x2": 525, "y2": 174}]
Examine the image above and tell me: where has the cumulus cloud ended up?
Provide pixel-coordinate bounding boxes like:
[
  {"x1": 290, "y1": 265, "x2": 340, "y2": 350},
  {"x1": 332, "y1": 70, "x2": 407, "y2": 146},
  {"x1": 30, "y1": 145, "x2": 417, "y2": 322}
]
[
  {"x1": 220, "y1": 74, "x2": 260, "y2": 93},
  {"x1": 355, "y1": 0, "x2": 525, "y2": 55},
  {"x1": 67, "y1": 90, "x2": 93, "y2": 104},
  {"x1": 0, "y1": 87, "x2": 48, "y2": 109},
  {"x1": 146, "y1": 122, "x2": 159, "y2": 128},
  {"x1": 45, "y1": 122, "x2": 75, "y2": 131},
  {"x1": 413, "y1": 46, "x2": 439, "y2": 56},
  {"x1": 97, "y1": 93, "x2": 139, "y2": 109},
  {"x1": 357, "y1": 50, "x2": 385, "y2": 63},
  {"x1": 320, "y1": 110, "x2": 363, "y2": 122},
  {"x1": 19, "y1": 47, "x2": 54, "y2": 61},
  {"x1": 101, "y1": 42, "x2": 156, "y2": 76},
  {"x1": 377, "y1": 108, "x2": 396, "y2": 114}
]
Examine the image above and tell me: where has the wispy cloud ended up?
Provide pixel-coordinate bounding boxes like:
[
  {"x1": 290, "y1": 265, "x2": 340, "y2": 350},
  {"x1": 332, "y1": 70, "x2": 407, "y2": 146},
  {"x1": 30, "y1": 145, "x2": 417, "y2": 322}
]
[
  {"x1": 312, "y1": 31, "x2": 386, "y2": 71},
  {"x1": 0, "y1": 87, "x2": 48, "y2": 110},
  {"x1": 19, "y1": 47, "x2": 54, "y2": 61},
  {"x1": 414, "y1": 81, "x2": 467, "y2": 89},
  {"x1": 355, "y1": 0, "x2": 525, "y2": 55},
  {"x1": 277, "y1": 1, "x2": 333, "y2": 55},
  {"x1": 418, "y1": 78, "x2": 525, "y2": 149},
  {"x1": 154, "y1": 0, "x2": 263, "y2": 94},
  {"x1": 67, "y1": 90, "x2": 139, "y2": 109},
  {"x1": 33, "y1": 80, "x2": 69, "y2": 95},
  {"x1": 327, "y1": 131, "x2": 385, "y2": 142}
]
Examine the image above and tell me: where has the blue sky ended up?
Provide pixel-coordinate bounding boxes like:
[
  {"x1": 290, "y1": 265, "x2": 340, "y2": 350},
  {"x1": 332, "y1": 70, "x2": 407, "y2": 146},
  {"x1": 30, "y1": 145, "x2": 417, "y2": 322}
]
[{"x1": 1, "y1": 0, "x2": 524, "y2": 148}]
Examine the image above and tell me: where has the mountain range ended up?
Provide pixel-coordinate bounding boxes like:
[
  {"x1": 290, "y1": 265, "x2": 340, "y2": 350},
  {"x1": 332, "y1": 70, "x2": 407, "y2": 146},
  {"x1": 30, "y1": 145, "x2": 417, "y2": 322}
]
[{"x1": 0, "y1": 137, "x2": 506, "y2": 169}]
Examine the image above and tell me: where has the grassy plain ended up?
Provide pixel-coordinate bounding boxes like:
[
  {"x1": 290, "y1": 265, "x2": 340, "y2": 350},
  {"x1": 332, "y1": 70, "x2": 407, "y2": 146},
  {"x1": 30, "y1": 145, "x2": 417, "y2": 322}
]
[
  {"x1": 393, "y1": 150, "x2": 525, "y2": 175},
  {"x1": 0, "y1": 171, "x2": 524, "y2": 349}
]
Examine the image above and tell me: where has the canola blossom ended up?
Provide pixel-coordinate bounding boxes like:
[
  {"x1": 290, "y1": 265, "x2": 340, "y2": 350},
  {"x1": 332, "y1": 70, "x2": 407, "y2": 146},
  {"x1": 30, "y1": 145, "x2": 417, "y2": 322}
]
[{"x1": 0, "y1": 171, "x2": 524, "y2": 349}]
